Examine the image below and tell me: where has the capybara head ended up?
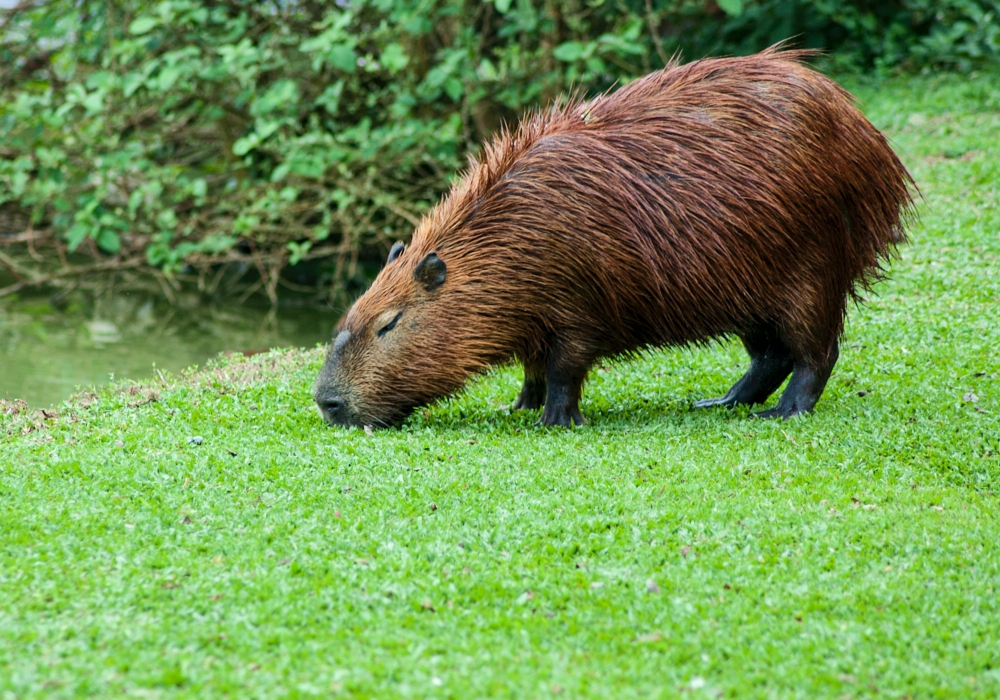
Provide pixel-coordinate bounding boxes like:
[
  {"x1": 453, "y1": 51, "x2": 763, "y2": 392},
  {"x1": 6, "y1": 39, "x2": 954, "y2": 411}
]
[{"x1": 313, "y1": 240, "x2": 477, "y2": 428}]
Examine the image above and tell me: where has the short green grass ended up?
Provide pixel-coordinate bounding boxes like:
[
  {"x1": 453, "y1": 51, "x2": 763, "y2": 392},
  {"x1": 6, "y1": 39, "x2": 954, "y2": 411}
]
[{"x1": 2, "y1": 71, "x2": 999, "y2": 699}]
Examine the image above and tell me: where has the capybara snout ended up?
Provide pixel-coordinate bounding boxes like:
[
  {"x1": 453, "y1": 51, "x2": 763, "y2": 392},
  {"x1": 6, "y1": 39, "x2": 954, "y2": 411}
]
[{"x1": 315, "y1": 45, "x2": 915, "y2": 429}]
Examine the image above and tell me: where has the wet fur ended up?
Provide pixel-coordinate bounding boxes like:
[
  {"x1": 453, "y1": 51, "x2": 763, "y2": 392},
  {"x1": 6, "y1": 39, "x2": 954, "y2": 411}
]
[{"x1": 315, "y1": 45, "x2": 915, "y2": 428}]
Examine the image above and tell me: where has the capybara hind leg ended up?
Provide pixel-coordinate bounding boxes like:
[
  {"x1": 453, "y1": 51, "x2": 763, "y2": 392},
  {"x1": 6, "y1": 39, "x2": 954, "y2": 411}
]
[
  {"x1": 512, "y1": 363, "x2": 546, "y2": 410},
  {"x1": 538, "y1": 363, "x2": 587, "y2": 427},
  {"x1": 694, "y1": 328, "x2": 794, "y2": 409},
  {"x1": 754, "y1": 341, "x2": 839, "y2": 419}
]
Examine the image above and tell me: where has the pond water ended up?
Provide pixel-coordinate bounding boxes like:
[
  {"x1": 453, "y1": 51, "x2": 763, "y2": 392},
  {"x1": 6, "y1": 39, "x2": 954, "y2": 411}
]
[{"x1": 0, "y1": 291, "x2": 340, "y2": 408}]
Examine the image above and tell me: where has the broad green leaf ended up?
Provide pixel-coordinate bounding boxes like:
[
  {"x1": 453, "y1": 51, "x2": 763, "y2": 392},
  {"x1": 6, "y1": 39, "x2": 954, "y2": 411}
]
[
  {"x1": 381, "y1": 43, "x2": 409, "y2": 73},
  {"x1": 157, "y1": 66, "x2": 183, "y2": 91},
  {"x1": 122, "y1": 72, "x2": 145, "y2": 98},
  {"x1": 717, "y1": 0, "x2": 743, "y2": 16},
  {"x1": 255, "y1": 120, "x2": 281, "y2": 140},
  {"x1": 286, "y1": 240, "x2": 312, "y2": 265},
  {"x1": 494, "y1": 0, "x2": 512, "y2": 14},
  {"x1": 269, "y1": 163, "x2": 290, "y2": 183},
  {"x1": 128, "y1": 17, "x2": 159, "y2": 35},
  {"x1": 254, "y1": 80, "x2": 299, "y2": 115},
  {"x1": 95, "y1": 229, "x2": 121, "y2": 254},
  {"x1": 232, "y1": 135, "x2": 258, "y2": 156},
  {"x1": 425, "y1": 65, "x2": 449, "y2": 89},
  {"x1": 327, "y1": 45, "x2": 358, "y2": 73},
  {"x1": 553, "y1": 41, "x2": 585, "y2": 62},
  {"x1": 199, "y1": 234, "x2": 237, "y2": 253},
  {"x1": 477, "y1": 58, "x2": 498, "y2": 81},
  {"x1": 598, "y1": 33, "x2": 646, "y2": 56},
  {"x1": 128, "y1": 190, "x2": 144, "y2": 216},
  {"x1": 65, "y1": 224, "x2": 89, "y2": 252},
  {"x1": 287, "y1": 154, "x2": 327, "y2": 179},
  {"x1": 82, "y1": 91, "x2": 104, "y2": 113},
  {"x1": 316, "y1": 81, "x2": 345, "y2": 116},
  {"x1": 444, "y1": 77, "x2": 463, "y2": 101},
  {"x1": 85, "y1": 71, "x2": 118, "y2": 90}
]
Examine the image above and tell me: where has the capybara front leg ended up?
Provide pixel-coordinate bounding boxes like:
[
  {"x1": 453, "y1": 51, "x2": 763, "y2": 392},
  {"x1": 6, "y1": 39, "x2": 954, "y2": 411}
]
[
  {"x1": 694, "y1": 328, "x2": 794, "y2": 409},
  {"x1": 538, "y1": 362, "x2": 587, "y2": 428},
  {"x1": 754, "y1": 340, "x2": 839, "y2": 419},
  {"x1": 512, "y1": 362, "x2": 546, "y2": 410}
]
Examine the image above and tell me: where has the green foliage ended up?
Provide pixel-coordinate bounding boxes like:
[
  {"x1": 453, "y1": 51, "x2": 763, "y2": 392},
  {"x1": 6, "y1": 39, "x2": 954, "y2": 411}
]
[
  {"x1": 714, "y1": 0, "x2": 1000, "y2": 71},
  {"x1": 1, "y1": 0, "x2": 998, "y2": 297},
  {"x1": 2, "y1": 69, "x2": 1000, "y2": 695}
]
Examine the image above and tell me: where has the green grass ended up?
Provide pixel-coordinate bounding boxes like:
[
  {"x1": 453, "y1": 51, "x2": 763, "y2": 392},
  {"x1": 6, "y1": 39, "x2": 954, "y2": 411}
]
[{"x1": 2, "y1": 70, "x2": 999, "y2": 698}]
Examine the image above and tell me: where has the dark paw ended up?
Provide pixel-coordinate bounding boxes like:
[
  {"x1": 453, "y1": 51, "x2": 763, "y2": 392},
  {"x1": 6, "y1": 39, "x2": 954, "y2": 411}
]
[
  {"x1": 512, "y1": 394, "x2": 544, "y2": 411},
  {"x1": 512, "y1": 379, "x2": 545, "y2": 411},
  {"x1": 537, "y1": 405, "x2": 586, "y2": 427},
  {"x1": 751, "y1": 405, "x2": 809, "y2": 420}
]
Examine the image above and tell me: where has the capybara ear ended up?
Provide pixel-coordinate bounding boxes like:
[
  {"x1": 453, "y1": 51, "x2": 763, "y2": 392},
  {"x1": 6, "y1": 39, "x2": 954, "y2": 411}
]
[
  {"x1": 414, "y1": 252, "x2": 446, "y2": 291},
  {"x1": 388, "y1": 241, "x2": 405, "y2": 263}
]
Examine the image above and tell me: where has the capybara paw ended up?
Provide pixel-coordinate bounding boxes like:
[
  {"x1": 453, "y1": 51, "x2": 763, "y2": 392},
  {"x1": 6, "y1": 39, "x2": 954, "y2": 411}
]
[
  {"x1": 693, "y1": 395, "x2": 737, "y2": 409},
  {"x1": 512, "y1": 379, "x2": 546, "y2": 410},
  {"x1": 537, "y1": 406, "x2": 586, "y2": 428},
  {"x1": 752, "y1": 405, "x2": 808, "y2": 420},
  {"x1": 512, "y1": 394, "x2": 544, "y2": 411}
]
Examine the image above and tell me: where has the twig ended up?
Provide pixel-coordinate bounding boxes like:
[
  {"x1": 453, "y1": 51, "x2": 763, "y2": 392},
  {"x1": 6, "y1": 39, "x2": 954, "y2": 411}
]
[
  {"x1": 0, "y1": 257, "x2": 146, "y2": 298},
  {"x1": 25, "y1": 224, "x2": 44, "y2": 263},
  {"x1": 644, "y1": 0, "x2": 670, "y2": 67},
  {"x1": 236, "y1": 278, "x2": 263, "y2": 304},
  {"x1": 0, "y1": 247, "x2": 43, "y2": 282},
  {"x1": 264, "y1": 254, "x2": 284, "y2": 305},
  {"x1": 0, "y1": 1, "x2": 45, "y2": 19},
  {"x1": 0, "y1": 229, "x2": 52, "y2": 244},
  {"x1": 205, "y1": 262, "x2": 229, "y2": 296},
  {"x1": 380, "y1": 199, "x2": 422, "y2": 228},
  {"x1": 277, "y1": 276, "x2": 322, "y2": 293},
  {"x1": 152, "y1": 270, "x2": 177, "y2": 305}
]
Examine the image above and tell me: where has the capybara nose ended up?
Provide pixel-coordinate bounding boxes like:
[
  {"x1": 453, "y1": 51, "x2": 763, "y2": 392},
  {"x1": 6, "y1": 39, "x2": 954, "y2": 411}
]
[{"x1": 322, "y1": 396, "x2": 346, "y2": 417}]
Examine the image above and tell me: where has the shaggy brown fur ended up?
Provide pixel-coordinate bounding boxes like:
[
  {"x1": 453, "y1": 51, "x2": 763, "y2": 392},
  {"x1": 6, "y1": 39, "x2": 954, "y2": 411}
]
[{"x1": 314, "y1": 45, "x2": 915, "y2": 428}]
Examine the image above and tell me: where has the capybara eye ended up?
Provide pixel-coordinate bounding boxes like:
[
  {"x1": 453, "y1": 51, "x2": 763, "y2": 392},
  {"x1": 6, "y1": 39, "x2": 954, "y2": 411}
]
[
  {"x1": 377, "y1": 311, "x2": 403, "y2": 337},
  {"x1": 387, "y1": 241, "x2": 405, "y2": 263}
]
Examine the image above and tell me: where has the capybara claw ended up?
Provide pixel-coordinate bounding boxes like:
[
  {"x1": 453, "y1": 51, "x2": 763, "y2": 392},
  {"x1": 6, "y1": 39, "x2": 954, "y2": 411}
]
[
  {"x1": 512, "y1": 395, "x2": 543, "y2": 411},
  {"x1": 537, "y1": 407, "x2": 586, "y2": 428},
  {"x1": 752, "y1": 406, "x2": 806, "y2": 420},
  {"x1": 693, "y1": 396, "x2": 737, "y2": 409},
  {"x1": 512, "y1": 376, "x2": 546, "y2": 411}
]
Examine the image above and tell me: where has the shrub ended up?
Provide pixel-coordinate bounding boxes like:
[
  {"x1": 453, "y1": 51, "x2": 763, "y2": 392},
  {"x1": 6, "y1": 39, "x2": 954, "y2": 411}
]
[{"x1": 1, "y1": 0, "x2": 997, "y2": 301}]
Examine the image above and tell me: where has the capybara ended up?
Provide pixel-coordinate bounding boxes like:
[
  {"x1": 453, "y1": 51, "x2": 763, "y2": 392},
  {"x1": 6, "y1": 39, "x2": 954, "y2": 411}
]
[{"x1": 315, "y1": 46, "x2": 914, "y2": 428}]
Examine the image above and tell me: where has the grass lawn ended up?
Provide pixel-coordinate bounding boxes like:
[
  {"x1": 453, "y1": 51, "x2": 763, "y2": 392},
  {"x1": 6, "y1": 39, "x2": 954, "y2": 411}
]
[{"x1": 2, "y1": 70, "x2": 999, "y2": 698}]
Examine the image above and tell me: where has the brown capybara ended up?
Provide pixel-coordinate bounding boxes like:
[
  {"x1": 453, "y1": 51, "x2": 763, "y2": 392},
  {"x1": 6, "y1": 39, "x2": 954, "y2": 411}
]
[{"x1": 314, "y1": 46, "x2": 915, "y2": 429}]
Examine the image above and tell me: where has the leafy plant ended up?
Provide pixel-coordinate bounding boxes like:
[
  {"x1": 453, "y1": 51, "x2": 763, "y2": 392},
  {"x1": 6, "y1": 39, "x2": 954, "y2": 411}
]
[{"x1": 1, "y1": 0, "x2": 998, "y2": 302}]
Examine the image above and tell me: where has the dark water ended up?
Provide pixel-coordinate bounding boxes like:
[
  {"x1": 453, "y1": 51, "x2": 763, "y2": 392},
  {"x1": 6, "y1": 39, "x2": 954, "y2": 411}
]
[{"x1": 0, "y1": 291, "x2": 340, "y2": 408}]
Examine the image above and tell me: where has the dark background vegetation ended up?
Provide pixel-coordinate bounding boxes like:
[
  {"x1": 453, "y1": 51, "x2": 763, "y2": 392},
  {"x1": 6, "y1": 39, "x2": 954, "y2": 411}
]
[{"x1": 1, "y1": 0, "x2": 998, "y2": 303}]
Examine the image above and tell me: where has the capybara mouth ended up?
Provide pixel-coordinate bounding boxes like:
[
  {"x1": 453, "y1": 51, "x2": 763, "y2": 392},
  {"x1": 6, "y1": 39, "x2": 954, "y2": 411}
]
[
  {"x1": 315, "y1": 392, "x2": 361, "y2": 428},
  {"x1": 316, "y1": 401, "x2": 410, "y2": 430},
  {"x1": 318, "y1": 409, "x2": 362, "y2": 429}
]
